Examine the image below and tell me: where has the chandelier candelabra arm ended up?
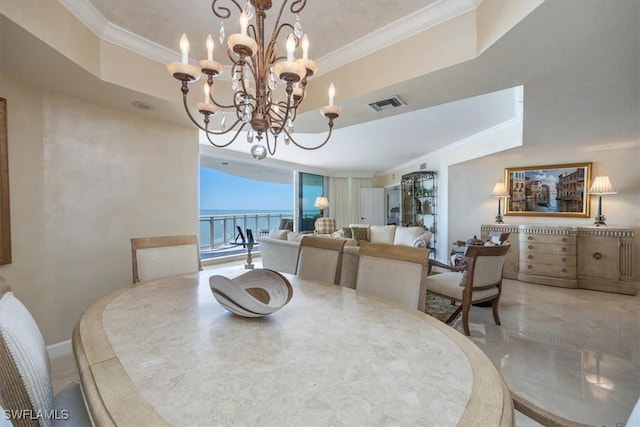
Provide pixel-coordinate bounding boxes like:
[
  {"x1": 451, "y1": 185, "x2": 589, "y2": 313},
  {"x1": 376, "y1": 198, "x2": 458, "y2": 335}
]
[
  {"x1": 285, "y1": 119, "x2": 335, "y2": 151},
  {"x1": 203, "y1": 120, "x2": 248, "y2": 148},
  {"x1": 272, "y1": 23, "x2": 295, "y2": 47},
  {"x1": 290, "y1": 0, "x2": 307, "y2": 14},
  {"x1": 211, "y1": 0, "x2": 242, "y2": 19},
  {"x1": 180, "y1": 83, "x2": 244, "y2": 136},
  {"x1": 205, "y1": 78, "x2": 235, "y2": 110},
  {"x1": 269, "y1": 0, "x2": 293, "y2": 42},
  {"x1": 265, "y1": 132, "x2": 278, "y2": 156}
]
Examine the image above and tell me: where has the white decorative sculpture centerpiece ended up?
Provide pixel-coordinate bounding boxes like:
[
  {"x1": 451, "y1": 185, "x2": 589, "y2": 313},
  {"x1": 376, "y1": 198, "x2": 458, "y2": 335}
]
[{"x1": 209, "y1": 269, "x2": 293, "y2": 317}]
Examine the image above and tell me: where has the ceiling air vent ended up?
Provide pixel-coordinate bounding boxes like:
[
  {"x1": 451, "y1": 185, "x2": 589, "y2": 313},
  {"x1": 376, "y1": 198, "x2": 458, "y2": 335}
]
[{"x1": 367, "y1": 96, "x2": 406, "y2": 112}]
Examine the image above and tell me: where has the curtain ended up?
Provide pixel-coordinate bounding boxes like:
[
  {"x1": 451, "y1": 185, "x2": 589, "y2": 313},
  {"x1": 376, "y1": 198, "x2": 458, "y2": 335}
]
[{"x1": 329, "y1": 177, "x2": 372, "y2": 228}]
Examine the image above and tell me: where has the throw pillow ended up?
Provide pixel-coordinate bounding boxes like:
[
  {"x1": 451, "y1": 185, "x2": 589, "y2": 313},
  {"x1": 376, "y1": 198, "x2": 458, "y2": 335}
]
[
  {"x1": 350, "y1": 227, "x2": 369, "y2": 245},
  {"x1": 394, "y1": 226, "x2": 426, "y2": 247},
  {"x1": 269, "y1": 229, "x2": 288, "y2": 240},
  {"x1": 369, "y1": 225, "x2": 396, "y2": 244},
  {"x1": 286, "y1": 232, "x2": 304, "y2": 242},
  {"x1": 315, "y1": 218, "x2": 336, "y2": 234},
  {"x1": 342, "y1": 227, "x2": 353, "y2": 238}
]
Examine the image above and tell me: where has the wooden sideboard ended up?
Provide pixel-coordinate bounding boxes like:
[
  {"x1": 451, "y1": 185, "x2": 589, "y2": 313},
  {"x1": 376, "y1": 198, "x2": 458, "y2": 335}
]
[{"x1": 481, "y1": 224, "x2": 636, "y2": 295}]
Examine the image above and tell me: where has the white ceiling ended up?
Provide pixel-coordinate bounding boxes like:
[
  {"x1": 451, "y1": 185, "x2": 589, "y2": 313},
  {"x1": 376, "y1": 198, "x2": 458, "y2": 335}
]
[
  {"x1": 5, "y1": 0, "x2": 611, "y2": 181},
  {"x1": 47, "y1": 0, "x2": 522, "y2": 179}
]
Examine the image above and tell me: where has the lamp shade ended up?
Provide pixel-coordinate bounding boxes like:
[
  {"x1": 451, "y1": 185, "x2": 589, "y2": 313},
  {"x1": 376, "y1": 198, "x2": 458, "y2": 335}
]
[
  {"x1": 314, "y1": 196, "x2": 330, "y2": 210},
  {"x1": 588, "y1": 176, "x2": 617, "y2": 195},
  {"x1": 490, "y1": 182, "x2": 510, "y2": 198}
]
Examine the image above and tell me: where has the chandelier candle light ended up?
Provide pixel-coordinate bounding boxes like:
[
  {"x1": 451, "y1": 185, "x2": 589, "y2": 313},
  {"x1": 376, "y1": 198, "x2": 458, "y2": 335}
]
[{"x1": 167, "y1": 0, "x2": 342, "y2": 160}]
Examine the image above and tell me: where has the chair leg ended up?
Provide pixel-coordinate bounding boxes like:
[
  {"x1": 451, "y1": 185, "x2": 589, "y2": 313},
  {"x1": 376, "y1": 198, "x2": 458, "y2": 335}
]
[
  {"x1": 462, "y1": 306, "x2": 471, "y2": 336},
  {"x1": 492, "y1": 297, "x2": 501, "y2": 325},
  {"x1": 445, "y1": 305, "x2": 463, "y2": 324}
]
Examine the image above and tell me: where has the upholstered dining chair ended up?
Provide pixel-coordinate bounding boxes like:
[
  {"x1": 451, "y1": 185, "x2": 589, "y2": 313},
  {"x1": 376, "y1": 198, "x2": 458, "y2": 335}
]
[
  {"x1": 427, "y1": 244, "x2": 511, "y2": 336},
  {"x1": 355, "y1": 243, "x2": 430, "y2": 311},
  {"x1": 0, "y1": 276, "x2": 91, "y2": 427},
  {"x1": 295, "y1": 236, "x2": 346, "y2": 285},
  {"x1": 131, "y1": 234, "x2": 202, "y2": 284}
]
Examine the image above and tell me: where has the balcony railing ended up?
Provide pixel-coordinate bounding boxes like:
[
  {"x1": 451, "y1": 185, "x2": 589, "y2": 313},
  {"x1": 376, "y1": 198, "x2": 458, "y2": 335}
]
[{"x1": 199, "y1": 212, "x2": 293, "y2": 253}]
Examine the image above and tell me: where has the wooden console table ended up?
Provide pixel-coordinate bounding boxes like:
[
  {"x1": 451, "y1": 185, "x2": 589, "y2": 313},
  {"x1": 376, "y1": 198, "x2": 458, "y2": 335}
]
[{"x1": 481, "y1": 224, "x2": 636, "y2": 295}]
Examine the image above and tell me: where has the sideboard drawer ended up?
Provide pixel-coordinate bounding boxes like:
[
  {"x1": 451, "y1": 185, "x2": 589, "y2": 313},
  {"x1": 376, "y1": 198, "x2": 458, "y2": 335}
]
[
  {"x1": 520, "y1": 242, "x2": 577, "y2": 256},
  {"x1": 519, "y1": 262, "x2": 577, "y2": 278},
  {"x1": 521, "y1": 234, "x2": 576, "y2": 245},
  {"x1": 521, "y1": 252, "x2": 576, "y2": 266}
]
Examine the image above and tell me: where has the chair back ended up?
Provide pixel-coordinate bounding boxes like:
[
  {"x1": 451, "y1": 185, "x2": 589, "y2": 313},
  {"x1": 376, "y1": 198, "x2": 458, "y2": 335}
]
[
  {"x1": 0, "y1": 277, "x2": 55, "y2": 427},
  {"x1": 463, "y1": 245, "x2": 510, "y2": 289},
  {"x1": 314, "y1": 217, "x2": 337, "y2": 235},
  {"x1": 355, "y1": 243, "x2": 430, "y2": 311},
  {"x1": 295, "y1": 236, "x2": 346, "y2": 285},
  {"x1": 131, "y1": 234, "x2": 202, "y2": 284},
  {"x1": 278, "y1": 219, "x2": 293, "y2": 231},
  {"x1": 487, "y1": 231, "x2": 510, "y2": 245}
]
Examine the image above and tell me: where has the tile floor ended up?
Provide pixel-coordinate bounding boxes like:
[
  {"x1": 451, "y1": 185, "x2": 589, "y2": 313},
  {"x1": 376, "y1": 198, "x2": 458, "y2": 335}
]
[{"x1": 51, "y1": 262, "x2": 639, "y2": 426}]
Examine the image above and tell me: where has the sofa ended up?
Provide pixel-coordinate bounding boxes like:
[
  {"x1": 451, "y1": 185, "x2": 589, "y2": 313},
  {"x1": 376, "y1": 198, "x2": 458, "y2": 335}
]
[{"x1": 257, "y1": 225, "x2": 432, "y2": 289}]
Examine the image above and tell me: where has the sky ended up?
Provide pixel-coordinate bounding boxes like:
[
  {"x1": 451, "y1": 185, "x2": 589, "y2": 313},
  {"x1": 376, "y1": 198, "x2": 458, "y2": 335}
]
[{"x1": 199, "y1": 167, "x2": 293, "y2": 211}]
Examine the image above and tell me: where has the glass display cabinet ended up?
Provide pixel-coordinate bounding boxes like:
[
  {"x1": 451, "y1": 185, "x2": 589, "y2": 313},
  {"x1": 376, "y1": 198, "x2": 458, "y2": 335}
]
[{"x1": 401, "y1": 171, "x2": 437, "y2": 254}]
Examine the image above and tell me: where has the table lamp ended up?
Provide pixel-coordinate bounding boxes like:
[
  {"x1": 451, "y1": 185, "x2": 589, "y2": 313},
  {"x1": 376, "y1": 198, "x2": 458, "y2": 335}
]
[
  {"x1": 588, "y1": 176, "x2": 617, "y2": 226},
  {"x1": 314, "y1": 196, "x2": 330, "y2": 217},
  {"x1": 490, "y1": 181, "x2": 510, "y2": 224}
]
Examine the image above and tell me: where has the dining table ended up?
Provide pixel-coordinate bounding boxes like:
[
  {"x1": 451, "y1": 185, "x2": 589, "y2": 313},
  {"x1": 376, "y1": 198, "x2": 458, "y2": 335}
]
[{"x1": 73, "y1": 269, "x2": 514, "y2": 426}]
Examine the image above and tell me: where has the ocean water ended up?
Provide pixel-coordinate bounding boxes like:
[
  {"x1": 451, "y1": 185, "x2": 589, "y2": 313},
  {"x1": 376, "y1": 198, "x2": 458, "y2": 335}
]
[{"x1": 199, "y1": 209, "x2": 292, "y2": 248}]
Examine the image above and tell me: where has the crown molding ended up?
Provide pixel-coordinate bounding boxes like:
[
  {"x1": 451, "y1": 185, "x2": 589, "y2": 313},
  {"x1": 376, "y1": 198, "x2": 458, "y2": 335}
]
[
  {"x1": 316, "y1": 0, "x2": 480, "y2": 75},
  {"x1": 59, "y1": 0, "x2": 180, "y2": 64},
  {"x1": 59, "y1": 0, "x2": 479, "y2": 77}
]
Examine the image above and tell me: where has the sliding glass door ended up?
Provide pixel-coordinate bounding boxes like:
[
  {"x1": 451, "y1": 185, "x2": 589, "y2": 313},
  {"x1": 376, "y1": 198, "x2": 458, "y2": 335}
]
[{"x1": 298, "y1": 172, "x2": 325, "y2": 232}]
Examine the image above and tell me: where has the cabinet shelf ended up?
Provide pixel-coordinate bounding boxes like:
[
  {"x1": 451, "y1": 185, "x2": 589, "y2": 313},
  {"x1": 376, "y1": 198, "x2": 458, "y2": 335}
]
[{"x1": 401, "y1": 171, "x2": 437, "y2": 256}]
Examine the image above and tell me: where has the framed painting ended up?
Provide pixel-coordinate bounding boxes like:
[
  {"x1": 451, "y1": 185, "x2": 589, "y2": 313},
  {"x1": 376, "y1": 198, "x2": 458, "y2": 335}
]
[
  {"x1": 0, "y1": 98, "x2": 10, "y2": 265},
  {"x1": 504, "y1": 162, "x2": 592, "y2": 218}
]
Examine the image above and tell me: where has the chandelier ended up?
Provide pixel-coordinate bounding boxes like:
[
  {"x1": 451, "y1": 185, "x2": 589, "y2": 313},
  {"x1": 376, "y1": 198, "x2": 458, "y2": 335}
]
[{"x1": 166, "y1": 0, "x2": 342, "y2": 160}]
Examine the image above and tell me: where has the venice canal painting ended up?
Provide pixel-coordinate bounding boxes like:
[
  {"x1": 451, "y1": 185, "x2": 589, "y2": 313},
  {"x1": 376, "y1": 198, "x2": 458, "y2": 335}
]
[{"x1": 505, "y1": 163, "x2": 591, "y2": 218}]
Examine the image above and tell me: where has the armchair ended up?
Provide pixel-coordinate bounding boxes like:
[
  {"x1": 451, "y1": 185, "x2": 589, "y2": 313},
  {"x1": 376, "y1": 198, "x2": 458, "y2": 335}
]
[{"x1": 427, "y1": 244, "x2": 510, "y2": 336}]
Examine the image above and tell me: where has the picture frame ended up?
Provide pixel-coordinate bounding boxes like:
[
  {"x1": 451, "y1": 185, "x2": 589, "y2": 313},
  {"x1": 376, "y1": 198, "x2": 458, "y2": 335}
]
[
  {"x1": 504, "y1": 162, "x2": 592, "y2": 218},
  {"x1": 0, "y1": 98, "x2": 10, "y2": 265}
]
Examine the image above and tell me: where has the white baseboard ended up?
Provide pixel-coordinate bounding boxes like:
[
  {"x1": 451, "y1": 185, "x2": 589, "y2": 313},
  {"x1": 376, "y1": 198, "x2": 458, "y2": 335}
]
[{"x1": 47, "y1": 339, "x2": 72, "y2": 359}]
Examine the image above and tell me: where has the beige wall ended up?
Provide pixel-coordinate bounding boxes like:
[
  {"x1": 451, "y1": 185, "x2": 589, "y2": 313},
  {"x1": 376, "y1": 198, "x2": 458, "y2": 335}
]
[
  {"x1": 446, "y1": 144, "x2": 640, "y2": 243},
  {"x1": 0, "y1": 71, "x2": 198, "y2": 344},
  {"x1": 376, "y1": 139, "x2": 640, "y2": 283}
]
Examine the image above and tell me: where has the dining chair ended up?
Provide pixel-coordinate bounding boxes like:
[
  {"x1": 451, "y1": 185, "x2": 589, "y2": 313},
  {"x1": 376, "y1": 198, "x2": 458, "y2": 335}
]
[
  {"x1": 0, "y1": 276, "x2": 91, "y2": 427},
  {"x1": 427, "y1": 244, "x2": 510, "y2": 336},
  {"x1": 355, "y1": 242, "x2": 430, "y2": 311},
  {"x1": 130, "y1": 234, "x2": 202, "y2": 284},
  {"x1": 295, "y1": 236, "x2": 346, "y2": 285}
]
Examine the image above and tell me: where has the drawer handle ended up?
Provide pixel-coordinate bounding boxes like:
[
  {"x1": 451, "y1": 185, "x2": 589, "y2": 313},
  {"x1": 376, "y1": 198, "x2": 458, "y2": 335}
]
[
  {"x1": 593, "y1": 252, "x2": 602, "y2": 260},
  {"x1": 527, "y1": 265, "x2": 532, "y2": 269},
  {"x1": 561, "y1": 247, "x2": 567, "y2": 252},
  {"x1": 528, "y1": 245, "x2": 534, "y2": 249},
  {"x1": 562, "y1": 268, "x2": 567, "y2": 273},
  {"x1": 561, "y1": 257, "x2": 567, "y2": 262},
  {"x1": 562, "y1": 237, "x2": 567, "y2": 242},
  {"x1": 528, "y1": 236, "x2": 533, "y2": 240},
  {"x1": 528, "y1": 255, "x2": 534, "y2": 260}
]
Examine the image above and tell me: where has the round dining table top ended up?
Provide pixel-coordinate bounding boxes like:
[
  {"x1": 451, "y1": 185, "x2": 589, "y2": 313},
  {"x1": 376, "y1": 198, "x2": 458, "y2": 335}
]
[{"x1": 73, "y1": 269, "x2": 513, "y2": 426}]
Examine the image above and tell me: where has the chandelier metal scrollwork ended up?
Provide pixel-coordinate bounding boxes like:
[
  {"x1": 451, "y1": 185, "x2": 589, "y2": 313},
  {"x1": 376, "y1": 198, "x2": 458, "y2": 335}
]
[{"x1": 166, "y1": 0, "x2": 342, "y2": 160}]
